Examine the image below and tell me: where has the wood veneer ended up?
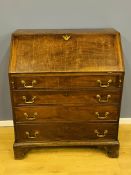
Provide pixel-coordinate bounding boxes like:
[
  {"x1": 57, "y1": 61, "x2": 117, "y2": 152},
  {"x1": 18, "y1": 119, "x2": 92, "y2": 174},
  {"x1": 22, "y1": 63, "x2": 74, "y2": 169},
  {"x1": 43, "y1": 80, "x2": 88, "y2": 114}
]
[{"x1": 9, "y1": 29, "x2": 124, "y2": 159}]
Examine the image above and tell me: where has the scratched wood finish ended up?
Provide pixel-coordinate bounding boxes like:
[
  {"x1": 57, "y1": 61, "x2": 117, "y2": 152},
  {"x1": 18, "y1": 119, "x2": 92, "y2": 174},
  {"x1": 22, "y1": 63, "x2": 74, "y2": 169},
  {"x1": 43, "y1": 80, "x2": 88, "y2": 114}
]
[
  {"x1": 9, "y1": 29, "x2": 124, "y2": 73},
  {"x1": 8, "y1": 29, "x2": 125, "y2": 159}
]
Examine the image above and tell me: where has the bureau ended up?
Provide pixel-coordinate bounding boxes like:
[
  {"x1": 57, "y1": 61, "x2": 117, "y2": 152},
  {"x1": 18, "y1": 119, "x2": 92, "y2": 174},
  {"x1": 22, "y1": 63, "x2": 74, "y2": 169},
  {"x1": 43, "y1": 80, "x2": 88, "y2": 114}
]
[{"x1": 9, "y1": 29, "x2": 125, "y2": 159}]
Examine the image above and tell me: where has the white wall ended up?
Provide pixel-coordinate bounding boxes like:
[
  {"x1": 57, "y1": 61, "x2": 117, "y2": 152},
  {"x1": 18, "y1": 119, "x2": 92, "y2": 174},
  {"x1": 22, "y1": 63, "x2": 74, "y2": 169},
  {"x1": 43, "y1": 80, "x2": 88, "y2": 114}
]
[{"x1": 0, "y1": 0, "x2": 130, "y2": 120}]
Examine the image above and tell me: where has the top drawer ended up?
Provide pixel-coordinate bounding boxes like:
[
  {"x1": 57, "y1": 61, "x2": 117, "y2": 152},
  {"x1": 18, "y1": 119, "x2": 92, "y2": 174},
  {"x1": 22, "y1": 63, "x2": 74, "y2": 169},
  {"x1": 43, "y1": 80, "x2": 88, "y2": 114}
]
[{"x1": 10, "y1": 75, "x2": 123, "y2": 90}]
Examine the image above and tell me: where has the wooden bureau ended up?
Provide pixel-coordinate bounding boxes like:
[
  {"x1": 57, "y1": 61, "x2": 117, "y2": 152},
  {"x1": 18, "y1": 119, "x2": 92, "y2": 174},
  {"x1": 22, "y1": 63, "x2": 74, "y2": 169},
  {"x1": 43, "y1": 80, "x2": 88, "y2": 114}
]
[{"x1": 8, "y1": 29, "x2": 125, "y2": 159}]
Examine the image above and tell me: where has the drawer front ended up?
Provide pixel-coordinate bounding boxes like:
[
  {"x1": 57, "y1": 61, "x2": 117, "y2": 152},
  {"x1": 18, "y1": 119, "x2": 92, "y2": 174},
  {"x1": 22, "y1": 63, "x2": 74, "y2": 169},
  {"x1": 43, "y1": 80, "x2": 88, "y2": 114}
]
[
  {"x1": 70, "y1": 75, "x2": 121, "y2": 89},
  {"x1": 10, "y1": 75, "x2": 122, "y2": 90},
  {"x1": 11, "y1": 76, "x2": 67, "y2": 90},
  {"x1": 14, "y1": 105, "x2": 119, "y2": 122},
  {"x1": 12, "y1": 90, "x2": 121, "y2": 106},
  {"x1": 15, "y1": 123, "x2": 118, "y2": 142}
]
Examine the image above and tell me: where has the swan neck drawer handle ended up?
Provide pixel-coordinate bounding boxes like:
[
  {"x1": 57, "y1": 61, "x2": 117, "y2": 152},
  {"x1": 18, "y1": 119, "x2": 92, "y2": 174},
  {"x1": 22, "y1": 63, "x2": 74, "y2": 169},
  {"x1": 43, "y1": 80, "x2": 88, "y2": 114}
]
[
  {"x1": 97, "y1": 79, "x2": 112, "y2": 88},
  {"x1": 25, "y1": 131, "x2": 39, "y2": 139},
  {"x1": 94, "y1": 130, "x2": 108, "y2": 138},
  {"x1": 95, "y1": 112, "x2": 110, "y2": 119},
  {"x1": 21, "y1": 80, "x2": 37, "y2": 88},
  {"x1": 24, "y1": 112, "x2": 37, "y2": 120},
  {"x1": 96, "y1": 94, "x2": 111, "y2": 103},
  {"x1": 22, "y1": 96, "x2": 36, "y2": 104}
]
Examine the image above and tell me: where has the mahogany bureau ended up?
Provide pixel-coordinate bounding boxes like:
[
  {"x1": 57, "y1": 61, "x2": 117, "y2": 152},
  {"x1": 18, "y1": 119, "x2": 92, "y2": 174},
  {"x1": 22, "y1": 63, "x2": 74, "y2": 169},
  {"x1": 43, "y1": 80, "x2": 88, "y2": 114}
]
[{"x1": 8, "y1": 29, "x2": 125, "y2": 159}]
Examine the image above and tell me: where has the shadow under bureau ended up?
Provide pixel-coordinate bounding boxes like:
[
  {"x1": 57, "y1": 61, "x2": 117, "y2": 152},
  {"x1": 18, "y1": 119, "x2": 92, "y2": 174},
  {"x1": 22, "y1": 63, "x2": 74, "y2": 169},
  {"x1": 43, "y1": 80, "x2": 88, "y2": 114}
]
[{"x1": 8, "y1": 29, "x2": 125, "y2": 159}]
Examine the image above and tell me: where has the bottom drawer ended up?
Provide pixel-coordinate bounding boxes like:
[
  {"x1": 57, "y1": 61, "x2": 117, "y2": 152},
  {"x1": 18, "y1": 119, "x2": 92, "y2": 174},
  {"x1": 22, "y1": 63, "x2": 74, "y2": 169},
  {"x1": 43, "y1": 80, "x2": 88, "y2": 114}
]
[{"x1": 15, "y1": 122, "x2": 118, "y2": 142}]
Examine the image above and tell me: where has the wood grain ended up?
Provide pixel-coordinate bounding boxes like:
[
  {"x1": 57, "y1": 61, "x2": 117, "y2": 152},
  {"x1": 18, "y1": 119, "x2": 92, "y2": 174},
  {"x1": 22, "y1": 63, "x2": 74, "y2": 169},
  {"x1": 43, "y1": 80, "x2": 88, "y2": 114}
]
[
  {"x1": 8, "y1": 29, "x2": 125, "y2": 159},
  {"x1": 0, "y1": 125, "x2": 131, "y2": 175},
  {"x1": 10, "y1": 75, "x2": 122, "y2": 90},
  {"x1": 12, "y1": 90, "x2": 121, "y2": 106},
  {"x1": 9, "y1": 29, "x2": 124, "y2": 73},
  {"x1": 14, "y1": 105, "x2": 119, "y2": 122},
  {"x1": 14, "y1": 122, "x2": 118, "y2": 142}
]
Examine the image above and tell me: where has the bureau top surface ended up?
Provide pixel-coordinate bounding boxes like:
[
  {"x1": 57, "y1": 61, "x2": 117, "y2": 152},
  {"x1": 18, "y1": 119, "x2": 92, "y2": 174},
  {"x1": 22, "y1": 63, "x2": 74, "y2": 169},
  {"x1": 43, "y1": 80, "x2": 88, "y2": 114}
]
[{"x1": 9, "y1": 29, "x2": 124, "y2": 73}]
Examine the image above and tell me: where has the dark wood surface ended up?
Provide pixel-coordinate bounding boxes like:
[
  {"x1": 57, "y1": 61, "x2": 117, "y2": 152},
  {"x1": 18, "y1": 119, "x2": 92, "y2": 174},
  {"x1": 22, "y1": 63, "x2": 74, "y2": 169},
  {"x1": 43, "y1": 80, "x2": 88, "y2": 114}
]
[
  {"x1": 8, "y1": 29, "x2": 124, "y2": 159},
  {"x1": 15, "y1": 122, "x2": 118, "y2": 142},
  {"x1": 14, "y1": 105, "x2": 119, "y2": 122},
  {"x1": 12, "y1": 89, "x2": 121, "y2": 106},
  {"x1": 10, "y1": 75, "x2": 122, "y2": 90}
]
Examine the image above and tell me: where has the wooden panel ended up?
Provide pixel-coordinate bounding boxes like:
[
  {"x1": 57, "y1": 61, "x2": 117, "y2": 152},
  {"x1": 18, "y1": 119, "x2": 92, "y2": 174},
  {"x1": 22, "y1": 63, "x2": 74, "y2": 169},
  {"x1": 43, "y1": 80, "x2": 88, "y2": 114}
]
[
  {"x1": 10, "y1": 75, "x2": 121, "y2": 90},
  {"x1": 10, "y1": 76, "x2": 68, "y2": 90},
  {"x1": 70, "y1": 75, "x2": 120, "y2": 89},
  {"x1": 11, "y1": 28, "x2": 119, "y2": 35},
  {"x1": 15, "y1": 123, "x2": 118, "y2": 142},
  {"x1": 12, "y1": 90, "x2": 121, "y2": 106},
  {"x1": 9, "y1": 29, "x2": 124, "y2": 73},
  {"x1": 14, "y1": 105, "x2": 119, "y2": 122}
]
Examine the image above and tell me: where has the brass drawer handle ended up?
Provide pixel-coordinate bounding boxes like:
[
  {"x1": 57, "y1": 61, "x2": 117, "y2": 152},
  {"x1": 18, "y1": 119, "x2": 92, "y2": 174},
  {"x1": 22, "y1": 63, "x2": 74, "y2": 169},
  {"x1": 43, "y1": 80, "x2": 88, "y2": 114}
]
[
  {"x1": 95, "y1": 112, "x2": 110, "y2": 119},
  {"x1": 62, "y1": 34, "x2": 71, "y2": 41},
  {"x1": 21, "y1": 80, "x2": 37, "y2": 88},
  {"x1": 22, "y1": 96, "x2": 36, "y2": 104},
  {"x1": 25, "y1": 131, "x2": 39, "y2": 139},
  {"x1": 94, "y1": 129, "x2": 108, "y2": 138},
  {"x1": 119, "y1": 79, "x2": 122, "y2": 87},
  {"x1": 24, "y1": 112, "x2": 37, "y2": 120},
  {"x1": 97, "y1": 79, "x2": 112, "y2": 88},
  {"x1": 96, "y1": 94, "x2": 111, "y2": 103}
]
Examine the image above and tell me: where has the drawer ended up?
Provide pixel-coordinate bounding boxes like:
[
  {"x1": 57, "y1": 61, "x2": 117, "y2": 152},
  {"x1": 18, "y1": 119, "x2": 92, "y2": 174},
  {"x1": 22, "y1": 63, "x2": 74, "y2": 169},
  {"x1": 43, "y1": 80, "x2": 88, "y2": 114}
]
[
  {"x1": 14, "y1": 105, "x2": 119, "y2": 122},
  {"x1": 12, "y1": 90, "x2": 121, "y2": 106},
  {"x1": 70, "y1": 75, "x2": 121, "y2": 89},
  {"x1": 15, "y1": 122, "x2": 118, "y2": 142},
  {"x1": 10, "y1": 75, "x2": 122, "y2": 90},
  {"x1": 10, "y1": 76, "x2": 67, "y2": 90}
]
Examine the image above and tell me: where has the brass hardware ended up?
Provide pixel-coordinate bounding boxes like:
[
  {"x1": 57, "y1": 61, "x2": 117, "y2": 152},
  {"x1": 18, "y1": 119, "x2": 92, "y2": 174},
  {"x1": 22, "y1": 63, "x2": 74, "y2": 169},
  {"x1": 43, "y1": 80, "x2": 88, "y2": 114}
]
[
  {"x1": 119, "y1": 79, "x2": 122, "y2": 87},
  {"x1": 97, "y1": 79, "x2": 112, "y2": 88},
  {"x1": 25, "y1": 131, "x2": 39, "y2": 139},
  {"x1": 62, "y1": 34, "x2": 71, "y2": 41},
  {"x1": 22, "y1": 96, "x2": 36, "y2": 104},
  {"x1": 11, "y1": 81, "x2": 15, "y2": 89},
  {"x1": 94, "y1": 129, "x2": 108, "y2": 138},
  {"x1": 21, "y1": 80, "x2": 37, "y2": 88},
  {"x1": 95, "y1": 112, "x2": 110, "y2": 119},
  {"x1": 24, "y1": 112, "x2": 37, "y2": 120},
  {"x1": 96, "y1": 94, "x2": 111, "y2": 103}
]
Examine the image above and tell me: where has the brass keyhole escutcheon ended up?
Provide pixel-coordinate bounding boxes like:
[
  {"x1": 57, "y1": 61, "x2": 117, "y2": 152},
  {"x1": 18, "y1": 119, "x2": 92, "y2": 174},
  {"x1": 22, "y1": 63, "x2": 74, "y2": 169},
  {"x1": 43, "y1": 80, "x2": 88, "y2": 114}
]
[{"x1": 62, "y1": 34, "x2": 71, "y2": 41}]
